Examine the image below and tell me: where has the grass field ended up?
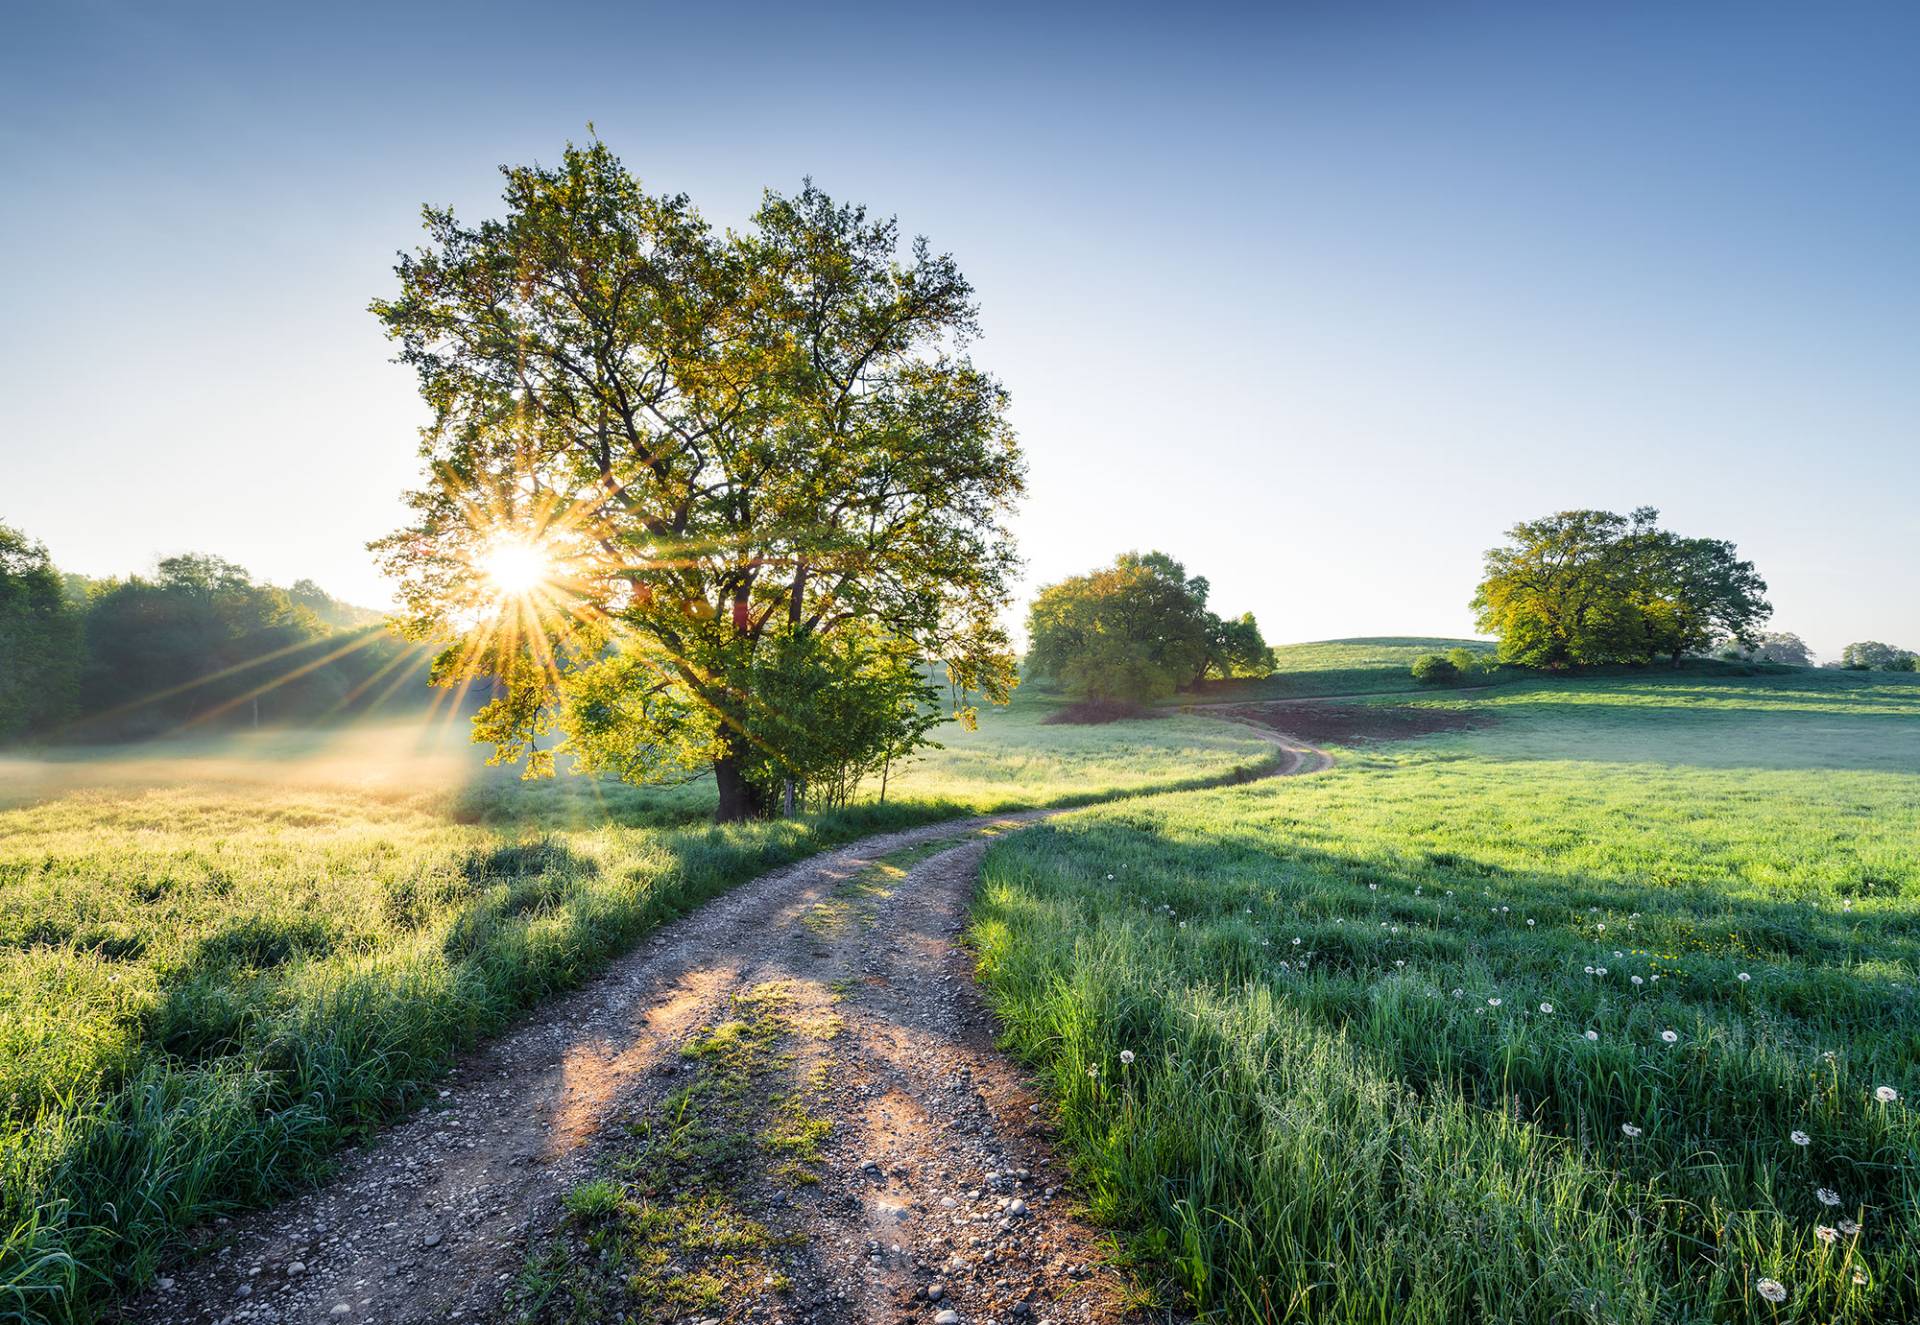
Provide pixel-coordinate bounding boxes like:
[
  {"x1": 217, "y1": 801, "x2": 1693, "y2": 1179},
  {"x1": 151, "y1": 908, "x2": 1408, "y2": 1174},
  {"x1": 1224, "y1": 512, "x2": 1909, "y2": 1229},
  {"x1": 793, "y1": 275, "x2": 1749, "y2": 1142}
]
[
  {"x1": 0, "y1": 696, "x2": 1276, "y2": 1321},
  {"x1": 972, "y1": 668, "x2": 1920, "y2": 1323},
  {"x1": 1189, "y1": 636, "x2": 1503, "y2": 703}
]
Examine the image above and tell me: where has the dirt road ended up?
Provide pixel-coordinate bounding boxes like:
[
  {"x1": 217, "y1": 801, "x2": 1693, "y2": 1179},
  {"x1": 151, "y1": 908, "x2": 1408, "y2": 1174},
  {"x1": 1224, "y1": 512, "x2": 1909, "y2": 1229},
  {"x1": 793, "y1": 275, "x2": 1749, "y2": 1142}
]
[{"x1": 127, "y1": 733, "x2": 1327, "y2": 1325}]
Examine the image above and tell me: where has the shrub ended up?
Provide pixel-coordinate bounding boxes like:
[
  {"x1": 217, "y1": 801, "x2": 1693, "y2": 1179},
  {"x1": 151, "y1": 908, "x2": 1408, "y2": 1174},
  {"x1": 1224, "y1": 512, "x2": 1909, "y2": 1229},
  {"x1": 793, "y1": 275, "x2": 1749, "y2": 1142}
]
[{"x1": 1410, "y1": 654, "x2": 1461, "y2": 685}]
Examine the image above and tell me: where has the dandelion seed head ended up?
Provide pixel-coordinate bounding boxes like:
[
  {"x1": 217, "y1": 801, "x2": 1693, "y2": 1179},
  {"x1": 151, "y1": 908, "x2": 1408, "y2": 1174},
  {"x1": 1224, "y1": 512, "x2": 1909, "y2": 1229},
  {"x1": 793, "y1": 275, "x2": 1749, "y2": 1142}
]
[
  {"x1": 1119, "y1": 1050, "x2": 1135, "y2": 1066},
  {"x1": 1621, "y1": 1123, "x2": 1643, "y2": 1138},
  {"x1": 1661, "y1": 1030, "x2": 1678, "y2": 1043},
  {"x1": 1789, "y1": 1130, "x2": 1810, "y2": 1146},
  {"x1": 1738, "y1": 971, "x2": 1751, "y2": 982},
  {"x1": 1874, "y1": 1085, "x2": 1899, "y2": 1103},
  {"x1": 1585, "y1": 1030, "x2": 1600, "y2": 1042},
  {"x1": 1539, "y1": 1002, "x2": 1553, "y2": 1014},
  {"x1": 1815, "y1": 1225, "x2": 1839, "y2": 1244},
  {"x1": 1839, "y1": 1218, "x2": 1859, "y2": 1235},
  {"x1": 1757, "y1": 1278, "x2": 1787, "y2": 1303},
  {"x1": 1816, "y1": 1187, "x2": 1841, "y2": 1207}
]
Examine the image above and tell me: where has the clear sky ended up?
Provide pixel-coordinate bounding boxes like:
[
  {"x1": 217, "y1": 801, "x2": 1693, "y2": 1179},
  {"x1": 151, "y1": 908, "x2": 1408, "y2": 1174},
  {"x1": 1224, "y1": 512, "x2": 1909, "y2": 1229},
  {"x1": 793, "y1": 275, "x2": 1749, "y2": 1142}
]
[{"x1": 4, "y1": 1, "x2": 1916, "y2": 660}]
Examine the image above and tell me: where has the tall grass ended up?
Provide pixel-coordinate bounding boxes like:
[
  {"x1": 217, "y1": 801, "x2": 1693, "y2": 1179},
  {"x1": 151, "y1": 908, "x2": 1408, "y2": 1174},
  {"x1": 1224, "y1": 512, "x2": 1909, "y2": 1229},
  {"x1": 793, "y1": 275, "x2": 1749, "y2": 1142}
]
[{"x1": 972, "y1": 671, "x2": 1920, "y2": 1323}]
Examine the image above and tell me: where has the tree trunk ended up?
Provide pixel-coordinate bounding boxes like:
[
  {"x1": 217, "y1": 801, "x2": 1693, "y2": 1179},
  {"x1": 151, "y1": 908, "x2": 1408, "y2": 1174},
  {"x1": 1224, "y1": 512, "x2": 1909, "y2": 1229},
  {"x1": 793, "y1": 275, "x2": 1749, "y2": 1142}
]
[{"x1": 713, "y1": 752, "x2": 768, "y2": 822}]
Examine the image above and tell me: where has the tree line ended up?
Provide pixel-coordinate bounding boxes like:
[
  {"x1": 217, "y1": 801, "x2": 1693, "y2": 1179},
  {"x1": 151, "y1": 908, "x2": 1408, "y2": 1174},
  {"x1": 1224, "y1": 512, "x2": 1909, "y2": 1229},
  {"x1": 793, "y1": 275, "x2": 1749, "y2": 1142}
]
[{"x1": 0, "y1": 521, "x2": 422, "y2": 743}]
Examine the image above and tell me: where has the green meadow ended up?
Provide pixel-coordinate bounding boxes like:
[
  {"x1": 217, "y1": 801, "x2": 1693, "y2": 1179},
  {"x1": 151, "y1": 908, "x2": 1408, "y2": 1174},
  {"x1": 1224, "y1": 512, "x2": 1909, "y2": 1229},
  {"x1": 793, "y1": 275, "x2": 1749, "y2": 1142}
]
[
  {"x1": 1190, "y1": 636, "x2": 1503, "y2": 702},
  {"x1": 972, "y1": 669, "x2": 1920, "y2": 1323},
  {"x1": 0, "y1": 697, "x2": 1275, "y2": 1320}
]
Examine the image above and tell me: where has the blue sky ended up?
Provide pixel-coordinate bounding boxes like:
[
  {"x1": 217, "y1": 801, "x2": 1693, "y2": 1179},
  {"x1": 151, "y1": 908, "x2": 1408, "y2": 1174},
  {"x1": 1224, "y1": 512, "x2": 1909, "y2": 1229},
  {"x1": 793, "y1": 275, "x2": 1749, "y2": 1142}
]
[{"x1": 4, "y1": 1, "x2": 1916, "y2": 659}]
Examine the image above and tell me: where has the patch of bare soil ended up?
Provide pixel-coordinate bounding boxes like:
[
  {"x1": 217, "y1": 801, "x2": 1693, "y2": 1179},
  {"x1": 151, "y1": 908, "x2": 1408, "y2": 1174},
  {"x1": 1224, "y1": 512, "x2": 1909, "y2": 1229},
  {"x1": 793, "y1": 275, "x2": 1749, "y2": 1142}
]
[
  {"x1": 1039, "y1": 700, "x2": 1159, "y2": 726},
  {"x1": 122, "y1": 728, "x2": 1327, "y2": 1325},
  {"x1": 1211, "y1": 702, "x2": 1486, "y2": 745}
]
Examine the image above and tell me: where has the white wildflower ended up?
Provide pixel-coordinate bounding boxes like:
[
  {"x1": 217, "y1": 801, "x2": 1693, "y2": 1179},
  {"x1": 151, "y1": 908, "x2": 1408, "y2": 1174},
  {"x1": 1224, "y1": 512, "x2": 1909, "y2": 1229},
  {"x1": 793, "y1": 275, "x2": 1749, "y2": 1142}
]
[
  {"x1": 1756, "y1": 1278, "x2": 1787, "y2": 1303},
  {"x1": 1789, "y1": 1130, "x2": 1810, "y2": 1146}
]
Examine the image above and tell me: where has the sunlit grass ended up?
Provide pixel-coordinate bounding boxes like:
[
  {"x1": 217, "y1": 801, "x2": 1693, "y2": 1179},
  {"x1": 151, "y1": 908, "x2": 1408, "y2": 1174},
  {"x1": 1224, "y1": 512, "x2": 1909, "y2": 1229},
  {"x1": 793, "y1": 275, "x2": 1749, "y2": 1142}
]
[
  {"x1": 0, "y1": 696, "x2": 1274, "y2": 1319},
  {"x1": 971, "y1": 670, "x2": 1920, "y2": 1323}
]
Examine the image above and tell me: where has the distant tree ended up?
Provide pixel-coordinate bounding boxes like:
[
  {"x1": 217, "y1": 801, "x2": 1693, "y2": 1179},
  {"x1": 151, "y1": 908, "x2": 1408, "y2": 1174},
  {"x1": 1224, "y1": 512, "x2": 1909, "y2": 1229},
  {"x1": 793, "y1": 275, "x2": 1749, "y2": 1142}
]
[
  {"x1": 1473, "y1": 508, "x2": 1769, "y2": 668},
  {"x1": 0, "y1": 523, "x2": 84, "y2": 740},
  {"x1": 370, "y1": 140, "x2": 1022, "y2": 820},
  {"x1": 1840, "y1": 641, "x2": 1916, "y2": 671},
  {"x1": 1025, "y1": 551, "x2": 1267, "y2": 703},
  {"x1": 1731, "y1": 631, "x2": 1813, "y2": 666},
  {"x1": 1410, "y1": 653, "x2": 1461, "y2": 685}
]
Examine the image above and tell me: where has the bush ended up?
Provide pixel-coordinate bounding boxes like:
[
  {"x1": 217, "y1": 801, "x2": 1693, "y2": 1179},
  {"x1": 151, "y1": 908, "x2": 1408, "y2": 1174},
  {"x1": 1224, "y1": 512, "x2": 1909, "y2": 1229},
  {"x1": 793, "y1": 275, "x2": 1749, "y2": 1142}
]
[{"x1": 1410, "y1": 654, "x2": 1461, "y2": 685}]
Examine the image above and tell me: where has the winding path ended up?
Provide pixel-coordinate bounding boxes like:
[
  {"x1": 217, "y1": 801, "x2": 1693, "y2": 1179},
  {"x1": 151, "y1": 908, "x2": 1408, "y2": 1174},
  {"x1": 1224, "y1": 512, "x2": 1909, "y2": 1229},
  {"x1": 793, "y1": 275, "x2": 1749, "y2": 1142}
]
[{"x1": 127, "y1": 730, "x2": 1328, "y2": 1325}]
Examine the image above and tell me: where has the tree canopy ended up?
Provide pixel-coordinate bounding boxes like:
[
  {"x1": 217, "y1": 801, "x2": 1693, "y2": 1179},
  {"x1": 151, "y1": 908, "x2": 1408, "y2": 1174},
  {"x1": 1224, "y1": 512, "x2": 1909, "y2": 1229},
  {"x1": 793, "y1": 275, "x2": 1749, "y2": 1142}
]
[
  {"x1": 371, "y1": 141, "x2": 1024, "y2": 819},
  {"x1": 1024, "y1": 551, "x2": 1270, "y2": 704},
  {"x1": 1473, "y1": 508, "x2": 1769, "y2": 668}
]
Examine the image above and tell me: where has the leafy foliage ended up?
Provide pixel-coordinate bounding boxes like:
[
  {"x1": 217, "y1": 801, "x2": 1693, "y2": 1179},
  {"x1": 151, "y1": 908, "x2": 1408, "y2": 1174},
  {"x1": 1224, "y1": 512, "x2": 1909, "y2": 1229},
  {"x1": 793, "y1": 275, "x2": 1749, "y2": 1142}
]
[
  {"x1": 1024, "y1": 551, "x2": 1268, "y2": 703},
  {"x1": 1408, "y1": 652, "x2": 1460, "y2": 684},
  {"x1": 1473, "y1": 507, "x2": 1770, "y2": 668},
  {"x1": 0, "y1": 523, "x2": 82, "y2": 740},
  {"x1": 370, "y1": 140, "x2": 1023, "y2": 819}
]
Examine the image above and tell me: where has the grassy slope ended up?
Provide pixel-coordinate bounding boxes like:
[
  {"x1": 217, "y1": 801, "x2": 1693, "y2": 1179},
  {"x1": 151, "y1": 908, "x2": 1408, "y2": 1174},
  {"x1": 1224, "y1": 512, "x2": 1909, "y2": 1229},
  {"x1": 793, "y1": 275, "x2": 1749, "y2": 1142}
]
[
  {"x1": 972, "y1": 668, "x2": 1920, "y2": 1324},
  {"x1": 887, "y1": 684, "x2": 1279, "y2": 807},
  {"x1": 1188, "y1": 636, "x2": 1500, "y2": 703},
  {"x1": 0, "y1": 699, "x2": 1275, "y2": 1321}
]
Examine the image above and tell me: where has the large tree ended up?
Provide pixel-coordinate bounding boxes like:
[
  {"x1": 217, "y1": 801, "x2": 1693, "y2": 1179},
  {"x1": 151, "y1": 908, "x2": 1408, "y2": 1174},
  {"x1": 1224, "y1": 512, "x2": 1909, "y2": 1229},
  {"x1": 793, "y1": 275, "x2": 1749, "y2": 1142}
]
[
  {"x1": 371, "y1": 142, "x2": 1023, "y2": 819},
  {"x1": 0, "y1": 522, "x2": 83, "y2": 741},
  {"x1": 1474, "y1": 508, "x2": 1769, "y2": 668}
]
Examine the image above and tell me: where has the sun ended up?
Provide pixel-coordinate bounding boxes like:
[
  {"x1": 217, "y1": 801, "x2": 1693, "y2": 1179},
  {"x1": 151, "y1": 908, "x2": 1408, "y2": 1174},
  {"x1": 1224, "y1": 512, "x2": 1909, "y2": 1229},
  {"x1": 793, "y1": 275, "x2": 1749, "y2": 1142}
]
[{"x1": 479, "y1": 539, "x2": 551, "y2": 598}]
